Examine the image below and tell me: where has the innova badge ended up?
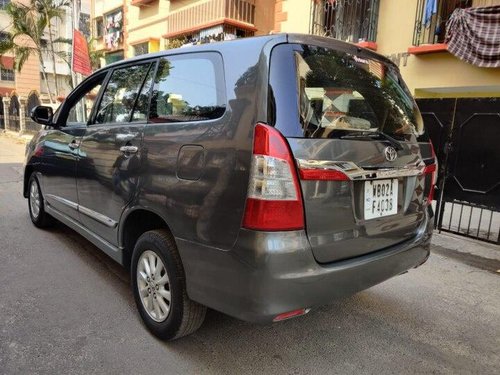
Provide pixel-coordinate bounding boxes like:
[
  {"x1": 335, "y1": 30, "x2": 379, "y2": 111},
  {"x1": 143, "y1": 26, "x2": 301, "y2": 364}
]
[{"x1": 384, "y1": 146, "x2": 398, "y2": 162}]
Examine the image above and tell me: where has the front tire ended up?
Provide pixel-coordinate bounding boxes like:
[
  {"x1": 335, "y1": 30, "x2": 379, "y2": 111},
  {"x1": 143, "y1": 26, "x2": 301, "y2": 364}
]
[
  {"x1": 131, "y1": 229, "x2": 206, "y2": 340},
  {"x1": 28, "y1": 174, "x2": 54, "y2": 228}
]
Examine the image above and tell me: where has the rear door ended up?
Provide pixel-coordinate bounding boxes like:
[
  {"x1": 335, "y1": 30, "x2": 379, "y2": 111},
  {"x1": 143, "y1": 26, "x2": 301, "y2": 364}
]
[
  {"x1": 269, "y1": 42, "x2": 432, "y2": 263},
  {"x1": 76, "y1": 60, "x2": 156, "y2": 245}
]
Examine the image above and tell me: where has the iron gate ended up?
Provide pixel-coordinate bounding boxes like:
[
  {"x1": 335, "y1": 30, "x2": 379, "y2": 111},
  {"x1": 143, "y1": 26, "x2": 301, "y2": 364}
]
[{"x1": 417, "y1": 97, "x2": 500, "y2": 244}]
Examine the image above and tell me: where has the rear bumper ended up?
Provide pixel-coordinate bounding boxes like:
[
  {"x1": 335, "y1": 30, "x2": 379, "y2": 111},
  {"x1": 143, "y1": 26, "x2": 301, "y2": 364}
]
[{"x1": 177, "y1": 213, "x2": 432, "y2": 323}]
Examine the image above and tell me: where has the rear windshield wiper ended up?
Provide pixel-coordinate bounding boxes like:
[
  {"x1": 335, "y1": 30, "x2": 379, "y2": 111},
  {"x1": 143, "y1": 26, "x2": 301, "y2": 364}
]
[{"x1": 340, "y1": 130, "x2": 404, "y2": 150}]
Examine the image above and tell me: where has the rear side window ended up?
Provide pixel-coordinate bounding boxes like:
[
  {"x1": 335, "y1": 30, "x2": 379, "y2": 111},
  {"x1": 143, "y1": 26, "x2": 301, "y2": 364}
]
[
  {"x1": 271, "y1": 44, "x2": 424, "y2": 140},
  {"x1": 95, "y1": 62, "x2": 153, "y2": 124},
  {"x1": 149, "y1": 53, "x2": 225, "y2": 123}
]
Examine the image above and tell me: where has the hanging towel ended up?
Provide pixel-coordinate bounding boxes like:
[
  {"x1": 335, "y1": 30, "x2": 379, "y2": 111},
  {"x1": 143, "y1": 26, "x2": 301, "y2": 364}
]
[
  {"x1": 423, "y1": 0, "x2": 438, "y2": 27},
  {"x1": 446, "y1": 5, "x2": 500, "y2": 67}
]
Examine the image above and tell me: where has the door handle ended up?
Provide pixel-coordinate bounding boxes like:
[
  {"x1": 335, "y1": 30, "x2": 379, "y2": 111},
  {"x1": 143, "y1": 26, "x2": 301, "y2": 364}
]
[
  {"x1": 68, "y1": 140, "x2": 80, "y2": 150},
  {"x1": 120, "y1": 145, "x2": 139, "y2": 154}
]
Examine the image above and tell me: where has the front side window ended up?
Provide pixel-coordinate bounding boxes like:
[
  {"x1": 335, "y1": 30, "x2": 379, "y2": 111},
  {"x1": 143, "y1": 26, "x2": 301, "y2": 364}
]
[
  {"x1": 95, "y1": 63, "x2": 153, "y2": 124},
  {"x1": 295, "y1": 45, "x2": 423, "y2": 139},
  {"x1": 149, "y1": 53, "x2": 225, "y2": 123},
  {"x1": 66, "y1": 78, "x2": 104, "y2": 126}
]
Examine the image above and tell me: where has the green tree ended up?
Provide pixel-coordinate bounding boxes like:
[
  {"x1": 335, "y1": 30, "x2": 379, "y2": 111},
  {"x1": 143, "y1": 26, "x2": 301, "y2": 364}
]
[{"x1": 88, "y1": 37, "x2": 104, "y2": 70}]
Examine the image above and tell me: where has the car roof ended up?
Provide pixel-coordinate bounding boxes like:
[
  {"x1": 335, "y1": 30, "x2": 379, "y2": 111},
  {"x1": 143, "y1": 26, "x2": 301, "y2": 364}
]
[{"x1": 96, "y1": 33, "x2": 395, "y2": 73}]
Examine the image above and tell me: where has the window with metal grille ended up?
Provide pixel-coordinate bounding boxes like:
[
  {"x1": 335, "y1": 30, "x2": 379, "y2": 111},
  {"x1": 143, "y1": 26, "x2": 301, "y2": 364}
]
[
  {"x1": 412, "y1": 0, "x2": 472, "y2": 46},
  {"x1": 1, "y1": 67, "x2": 14, "y2": 81},
  {"x1": 310, "y1": 0, "x2": 380, "y2": 43},
  {"x1": 133, "y1": 42, "x2": 149, "y2": 56}
]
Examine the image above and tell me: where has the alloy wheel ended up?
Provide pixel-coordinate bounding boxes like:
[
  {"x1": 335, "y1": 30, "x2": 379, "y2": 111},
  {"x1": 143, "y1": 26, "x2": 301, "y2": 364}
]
[
  {"x1": 29, "y1": 180, "x2": 41, "y2": 219},
  {"x1": 137, "y1": 250, "x2": 171, "y2": 322}
]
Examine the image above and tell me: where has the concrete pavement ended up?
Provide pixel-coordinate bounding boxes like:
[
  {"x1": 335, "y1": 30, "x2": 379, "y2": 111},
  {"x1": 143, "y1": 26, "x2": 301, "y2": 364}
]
[{"x1": 0, "y1": 135, "x2": 499, "y2": 374}]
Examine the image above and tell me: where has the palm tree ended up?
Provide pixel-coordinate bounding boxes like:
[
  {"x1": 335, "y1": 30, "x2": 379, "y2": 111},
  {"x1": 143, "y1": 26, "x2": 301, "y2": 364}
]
[{"x1": 34, "y1": 0, "x2": 71, "y2": 98}]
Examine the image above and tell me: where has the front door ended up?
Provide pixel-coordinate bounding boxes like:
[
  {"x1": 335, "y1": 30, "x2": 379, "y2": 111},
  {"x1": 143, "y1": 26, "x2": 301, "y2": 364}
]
[
  {"x1": 76, "y1": 61, "x2": 156, "y2": 245},
  {"x1": 41, "y1": 73, "x2": 106, "y2": 220}
]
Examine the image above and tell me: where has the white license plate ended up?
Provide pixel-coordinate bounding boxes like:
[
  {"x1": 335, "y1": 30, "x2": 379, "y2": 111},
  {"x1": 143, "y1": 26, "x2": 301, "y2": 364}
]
[{"x1": 364, "y1": 179, "x2": 398, "y2": 220}]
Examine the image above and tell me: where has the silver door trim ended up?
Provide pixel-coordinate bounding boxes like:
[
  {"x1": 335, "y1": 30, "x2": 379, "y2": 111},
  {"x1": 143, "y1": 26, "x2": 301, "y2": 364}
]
[
  {"x1": 45, "y1": 194, "x2": 117, "y2": 228},
  {"x1": 78, "y1": 205, "x2": 118, "y2": 228},
  {"x1": 296, "y1": 159, "x2": 426, "y2": 180},
  {"x1": 45, "y1": 194, "x2": 79, "y2": 210}
]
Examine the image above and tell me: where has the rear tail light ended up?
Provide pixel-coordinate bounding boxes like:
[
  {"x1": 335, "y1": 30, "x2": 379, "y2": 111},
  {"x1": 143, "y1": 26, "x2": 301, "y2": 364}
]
[
  {"x1": 424, "y1": 140, "x2": 438, "y2": 203},
  {"x1": 242, "y1": 123, "x2": 304, "y2": 231}
]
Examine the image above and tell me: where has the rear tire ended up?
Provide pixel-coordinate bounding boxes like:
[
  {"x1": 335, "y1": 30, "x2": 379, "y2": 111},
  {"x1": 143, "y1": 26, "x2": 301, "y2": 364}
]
[
  {"x1": 131, "y1": 229, "x2": 206, "y2": 340},
  {"x1": 28, "y1": 174, "x2": 54, "y2": 228}
]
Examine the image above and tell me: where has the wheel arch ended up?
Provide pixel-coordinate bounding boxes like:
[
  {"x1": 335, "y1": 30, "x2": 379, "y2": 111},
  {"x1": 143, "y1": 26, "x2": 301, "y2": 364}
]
[{"x1": 119, "y1": 207, "x2": 174, "y2": 270}]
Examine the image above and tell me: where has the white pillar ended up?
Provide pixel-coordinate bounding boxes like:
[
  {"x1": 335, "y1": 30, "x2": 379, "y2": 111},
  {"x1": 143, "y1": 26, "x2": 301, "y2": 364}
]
[
  {"x1": 19, "y1": 97, "x2": 26, "y2": 134},
  {"x1": 2, "y1": 97, "x2": 10, "y2": 131}
]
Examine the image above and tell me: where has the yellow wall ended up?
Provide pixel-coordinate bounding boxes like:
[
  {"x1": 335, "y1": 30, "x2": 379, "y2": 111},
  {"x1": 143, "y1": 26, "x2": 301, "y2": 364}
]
[
  {"x1": 280, "y1": 0, "x2": 311, "y2": 33},
  {"x1": 126, "y1": 1, "x2": 169, "y2": 57}
]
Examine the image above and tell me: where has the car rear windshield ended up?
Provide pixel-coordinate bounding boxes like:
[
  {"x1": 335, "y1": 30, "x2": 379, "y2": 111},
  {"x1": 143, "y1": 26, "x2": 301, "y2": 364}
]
[{"x1": 295, "y1": 45, "x2": 424, "y2": 140}]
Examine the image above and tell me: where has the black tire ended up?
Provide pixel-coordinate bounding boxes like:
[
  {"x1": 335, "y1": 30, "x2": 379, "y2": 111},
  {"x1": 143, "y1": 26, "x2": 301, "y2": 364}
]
[
  {"x1": 131, "y1": 229, "x2": 206, "y2": 340},
  {"x1": 28, "y1": 174, "x2": 54, "y2": 228}
]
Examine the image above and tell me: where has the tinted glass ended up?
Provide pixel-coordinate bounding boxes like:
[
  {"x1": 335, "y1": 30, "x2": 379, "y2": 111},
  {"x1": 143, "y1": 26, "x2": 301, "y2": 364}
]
[
  {"x1": 295, "y1": 45, "x2": 424, "y2": 139},
  {"x1": 149, "y1": 53, "x2": 225, "y2": 123},
  {"x1": 67, "y1": 82, "x2": 103, "y2": 126},
  {"x1": 95, "y1": 63, "x2": 152, "y2": 124}
]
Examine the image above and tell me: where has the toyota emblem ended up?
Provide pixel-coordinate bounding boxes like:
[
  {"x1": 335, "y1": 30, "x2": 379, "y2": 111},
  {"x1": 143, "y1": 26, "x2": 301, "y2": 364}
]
[{"x1": 384, "y1": 146, "x2": 398, "y2": 162}]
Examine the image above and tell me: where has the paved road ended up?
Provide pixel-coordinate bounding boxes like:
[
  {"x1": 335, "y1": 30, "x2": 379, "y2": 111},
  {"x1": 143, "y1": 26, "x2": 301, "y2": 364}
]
[{"x1": 1, "y1": 135, "x2": 499, "y2": 374}]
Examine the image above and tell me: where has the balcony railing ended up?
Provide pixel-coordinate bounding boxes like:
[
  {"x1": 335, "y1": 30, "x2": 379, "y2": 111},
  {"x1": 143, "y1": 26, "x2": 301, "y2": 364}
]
[
  {"x1": 310, "y1": 0, "x2": 380, "y2": 43},
  {"x1": 166, "y1": 0, "x2": 256, "y2": 38},
  {"x1": 412, "y1": 0, "x2": 472, "y2": 46}
]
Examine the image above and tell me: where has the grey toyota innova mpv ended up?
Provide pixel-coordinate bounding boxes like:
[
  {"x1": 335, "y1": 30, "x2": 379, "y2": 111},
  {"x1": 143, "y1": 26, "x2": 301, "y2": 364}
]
[{"x1": 24, "y1": 34, "x2": 436, "y2": 340}]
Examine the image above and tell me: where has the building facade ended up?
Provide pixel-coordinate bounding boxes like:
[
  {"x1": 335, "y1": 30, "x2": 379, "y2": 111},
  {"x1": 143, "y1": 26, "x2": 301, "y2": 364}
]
[{"x1": 91, "y1": 0, "x2": 275, "y2": 64}]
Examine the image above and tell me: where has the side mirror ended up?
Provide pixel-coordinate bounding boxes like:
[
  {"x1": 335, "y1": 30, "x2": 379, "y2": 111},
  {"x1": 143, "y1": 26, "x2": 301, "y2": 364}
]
[{"x1": 31, "y1": 106, "x2": 54, "y2": 126}]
